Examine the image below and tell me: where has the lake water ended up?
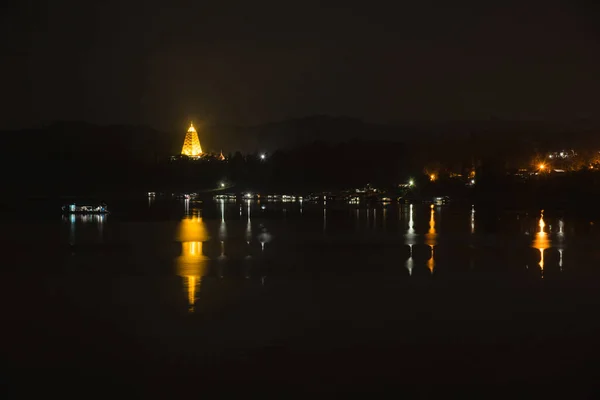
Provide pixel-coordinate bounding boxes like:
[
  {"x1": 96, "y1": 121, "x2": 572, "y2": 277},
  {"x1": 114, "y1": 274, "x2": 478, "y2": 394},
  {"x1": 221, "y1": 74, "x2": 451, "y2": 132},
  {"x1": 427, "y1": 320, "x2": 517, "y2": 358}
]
[{"x1": 3, "y1": 198, "x2": 600, "y2": 395}]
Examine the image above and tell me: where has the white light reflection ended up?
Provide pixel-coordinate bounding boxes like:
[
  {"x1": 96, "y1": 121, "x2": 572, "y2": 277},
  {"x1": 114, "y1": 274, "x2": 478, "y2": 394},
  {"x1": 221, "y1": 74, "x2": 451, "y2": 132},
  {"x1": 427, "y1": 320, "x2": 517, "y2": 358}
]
[
  {"x1": 68, "y1": 214, "x2": 76, "y2": 245},
  {"x1": 405, "y1": 250, "x2": 414, "y2": 276},
  {"x1": 246, "y1": 216, "x2": 252, "y2": 243},
  {"x1": 219, "y1": 240, "x2": 226, "y2": 261},
  {"x1": 557, "y1": 218, "x2": 565, "y2": 272},
  {"x1": 97, "y1": 213, "x2": 105, "y2": 238},
  {"x1": 258, "y1": 225, "x2": 272, "y2": 253},
  {"x1": 148, "y1": 193, "x2": 155, "y2": 208},
  {"x1": 470, "y1": 205, "x2": 475, "y2": 234},
  {"x1": 404, "y1": 204, "x2": 417, "y2": 275},
  {"x1": 218, "y1": 200, "x2": 227, "y2": 246},
  {"x1": 558, "y1": 219, "x2": 564, "y2": 236}
]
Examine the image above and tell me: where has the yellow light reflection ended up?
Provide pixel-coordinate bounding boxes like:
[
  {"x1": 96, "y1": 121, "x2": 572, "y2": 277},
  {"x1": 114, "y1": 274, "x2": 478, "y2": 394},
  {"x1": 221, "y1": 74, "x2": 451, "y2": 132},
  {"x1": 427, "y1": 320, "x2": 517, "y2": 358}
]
[
  {"x1": 425, "y1": 207, "x2": 438, "y2": 273},
  {"x1": 429, "y1": 209, "x2": 436, "y2": 235},
  {"x1": 176, "y1": 214, "x2": 209, "y2": 312},
  {"x1": 187, "y1": 276, "x2": 197, "y2": 308},
  {"x1": 427, "y1": 247, "x2": 435, "y2": 273},
  {"x1": 532, "y1": 211, "x2": 550, "y2": 278}
]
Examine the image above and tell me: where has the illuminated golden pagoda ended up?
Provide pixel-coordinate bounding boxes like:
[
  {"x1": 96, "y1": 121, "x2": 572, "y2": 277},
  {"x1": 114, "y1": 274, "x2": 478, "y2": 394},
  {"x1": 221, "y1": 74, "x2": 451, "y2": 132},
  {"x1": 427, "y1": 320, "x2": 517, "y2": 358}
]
[
  {"x1": 181, "y1": 122, "x2": 203, "y2": 157},
  {"x1": 219, "y1": 150, "x2": 225, "y2": 161}
]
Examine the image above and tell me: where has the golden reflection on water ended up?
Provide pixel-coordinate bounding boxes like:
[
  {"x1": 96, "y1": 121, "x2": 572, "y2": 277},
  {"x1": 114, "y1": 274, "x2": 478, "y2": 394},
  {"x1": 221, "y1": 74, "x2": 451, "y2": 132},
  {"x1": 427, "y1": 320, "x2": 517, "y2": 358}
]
[
  {"x1": 425, "y1": 206, "x2": 438, "y2": 273},
  {"x1": 186, "y1": 276, "x2": 198, "y2": 308},
  {"x1": 532, "y1": 211, "x2": 550, "y2": 278},
  {"x1": 176, "y1": 211, "x2": 209, "y2": 312},
  {"x1": 427, "y1": 248, "x2": 435, "y2": 273}
]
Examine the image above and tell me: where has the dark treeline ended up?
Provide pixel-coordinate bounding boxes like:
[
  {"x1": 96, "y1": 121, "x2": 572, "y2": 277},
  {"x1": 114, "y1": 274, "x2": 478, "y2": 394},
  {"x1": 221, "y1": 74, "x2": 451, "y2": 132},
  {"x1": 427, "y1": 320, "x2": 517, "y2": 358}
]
[
  {"x1": 3, "y1": 119, "x2": 600, "y2": 207},
  {"x1": 113, "y1": 140, "x2": 412, "y2": 194}
]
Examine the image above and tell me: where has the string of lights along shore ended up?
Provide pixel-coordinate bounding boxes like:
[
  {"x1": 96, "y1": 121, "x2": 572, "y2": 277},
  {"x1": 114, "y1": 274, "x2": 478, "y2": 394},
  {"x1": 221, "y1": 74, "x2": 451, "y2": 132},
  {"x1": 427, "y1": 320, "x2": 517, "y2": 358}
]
[{"x1": 180, "y1": 122, "x2": 225, "y2": 161}]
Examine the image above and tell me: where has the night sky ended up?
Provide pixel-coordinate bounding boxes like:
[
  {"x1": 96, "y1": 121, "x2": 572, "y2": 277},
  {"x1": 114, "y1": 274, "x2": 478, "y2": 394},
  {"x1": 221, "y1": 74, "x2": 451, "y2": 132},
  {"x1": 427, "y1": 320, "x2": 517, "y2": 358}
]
[{"x1": 1, "y1": 0, "x2": 599, "y2": 131}]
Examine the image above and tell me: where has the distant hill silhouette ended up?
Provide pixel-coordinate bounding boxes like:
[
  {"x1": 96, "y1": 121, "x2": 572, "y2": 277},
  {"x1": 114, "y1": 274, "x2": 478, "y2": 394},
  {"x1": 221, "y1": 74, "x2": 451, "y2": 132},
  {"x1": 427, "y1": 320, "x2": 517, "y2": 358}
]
[
  {"x1": 208, "y1": 115, "x2": 600, "y2": 154},
  {"x1": 2, "y1": 116, "x2": 600, "y2": 197},
  {"x1": 0, "y1": 121, "x2": 177, "y2": 163},
  {"x1": 2, "y1": 116, "x2": 600, "y2": 167}
]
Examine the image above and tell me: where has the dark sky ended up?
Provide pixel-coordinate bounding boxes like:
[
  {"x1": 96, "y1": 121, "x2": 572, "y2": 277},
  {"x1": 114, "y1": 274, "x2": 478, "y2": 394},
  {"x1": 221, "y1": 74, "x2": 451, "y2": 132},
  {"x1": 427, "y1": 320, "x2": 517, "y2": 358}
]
[{"x1": 1, "y1": 0, "x2": 599, "y2": 131}]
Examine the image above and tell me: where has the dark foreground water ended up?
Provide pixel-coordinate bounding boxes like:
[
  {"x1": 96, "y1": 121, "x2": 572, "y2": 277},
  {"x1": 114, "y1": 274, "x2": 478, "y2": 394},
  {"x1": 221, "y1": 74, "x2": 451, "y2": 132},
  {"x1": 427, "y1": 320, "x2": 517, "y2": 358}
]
[{"x1": 3, "y1": 197, "x2": 600, "y2": 396}]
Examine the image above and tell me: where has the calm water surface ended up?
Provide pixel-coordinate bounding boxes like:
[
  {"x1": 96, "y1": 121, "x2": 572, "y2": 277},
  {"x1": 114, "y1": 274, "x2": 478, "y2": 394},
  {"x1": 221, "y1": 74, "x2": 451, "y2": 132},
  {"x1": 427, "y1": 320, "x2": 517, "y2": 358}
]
[{"x1": 3, "y1": 198, "x2": 600, "y2": 392}]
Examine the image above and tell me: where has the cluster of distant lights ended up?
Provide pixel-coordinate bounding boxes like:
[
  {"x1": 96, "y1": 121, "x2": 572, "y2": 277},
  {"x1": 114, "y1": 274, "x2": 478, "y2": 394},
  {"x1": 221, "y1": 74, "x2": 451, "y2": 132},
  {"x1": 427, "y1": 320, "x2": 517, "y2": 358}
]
[
  {"x1": 241, "y1": 193, "x2": 302, "y2": 201},
  {"x1": 548, "y1": 151, "x2": 575, "y2": 159},
  {"x1": 403, "y1": 177, "x2": 475, "y2": 186}
]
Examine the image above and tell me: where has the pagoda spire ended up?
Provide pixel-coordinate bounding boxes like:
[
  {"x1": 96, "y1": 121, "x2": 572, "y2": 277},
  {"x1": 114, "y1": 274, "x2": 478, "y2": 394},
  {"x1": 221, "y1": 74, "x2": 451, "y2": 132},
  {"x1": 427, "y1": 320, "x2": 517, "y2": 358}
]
[{"x1": 219, "y1": 150, "x2": 225, "y2": 160}]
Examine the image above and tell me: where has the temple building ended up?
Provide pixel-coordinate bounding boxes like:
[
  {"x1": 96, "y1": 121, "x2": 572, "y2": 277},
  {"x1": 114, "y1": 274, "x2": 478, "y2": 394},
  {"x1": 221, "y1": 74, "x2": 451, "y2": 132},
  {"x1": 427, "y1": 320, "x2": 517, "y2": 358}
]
[{"x1": 181, "y1": 122, "x2": 203, "y2": 157}]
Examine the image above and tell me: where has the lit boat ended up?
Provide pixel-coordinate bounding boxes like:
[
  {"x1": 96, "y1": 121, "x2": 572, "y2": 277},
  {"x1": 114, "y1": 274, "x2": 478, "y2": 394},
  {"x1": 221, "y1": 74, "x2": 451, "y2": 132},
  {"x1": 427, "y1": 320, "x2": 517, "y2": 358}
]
[
  {"x1": 62, "y1": 203, "x2": 109, "y2": 214},
  {"x1": 433, "y1": 196, "x2": 450, "y2": 206}
]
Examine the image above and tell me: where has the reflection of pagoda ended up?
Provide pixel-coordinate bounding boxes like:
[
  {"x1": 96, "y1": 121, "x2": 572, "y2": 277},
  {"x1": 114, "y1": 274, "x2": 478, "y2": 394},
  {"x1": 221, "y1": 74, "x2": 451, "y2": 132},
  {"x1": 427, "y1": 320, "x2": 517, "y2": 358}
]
[
  {"x1": 181, "y1": 122, "x2": 203, "y2": 157},
  {"x1": 175, "y1": 212, "x2": 210, "y2": 312}
]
